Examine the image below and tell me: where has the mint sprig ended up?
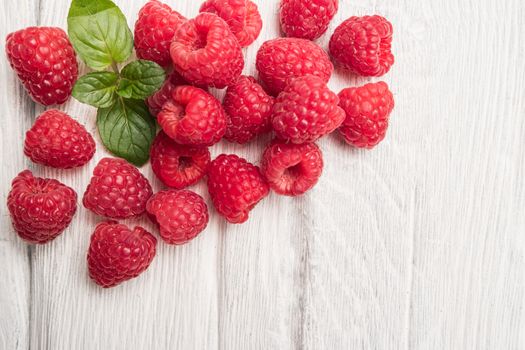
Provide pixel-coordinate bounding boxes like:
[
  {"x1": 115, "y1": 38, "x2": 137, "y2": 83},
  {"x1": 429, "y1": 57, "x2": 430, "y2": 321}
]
[{"x1": 68, "y1": 0, "x2": 165, "y2": 166}]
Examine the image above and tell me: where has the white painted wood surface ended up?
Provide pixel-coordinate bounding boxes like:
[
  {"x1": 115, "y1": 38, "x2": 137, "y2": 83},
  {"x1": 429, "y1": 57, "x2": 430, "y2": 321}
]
[{"x1": 1, "y1": 0, "x2": 524, "y2": 349}]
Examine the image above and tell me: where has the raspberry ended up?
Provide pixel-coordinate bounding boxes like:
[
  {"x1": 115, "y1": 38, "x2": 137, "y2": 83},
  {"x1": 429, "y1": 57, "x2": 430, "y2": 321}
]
[
  {"x1": 256, "y1": 38, "x2": 333, "y2": 95},
  {"x1": 223, "y1": 75, "x2": 274, "y2": 144},
  {"x1": 170, "y1": 13, "x2": 244, "y2": 88},
  {"x1": 261, "y1": 141, "x2": 323, "y2": 196},
  {"x1": 150, "y1": 131, "x2": 211, "y2": 189},
  {"x1": 207, "y1": 154, "x2": 269, "y2": 224},
  {"x1": 200, "y1": 0, "x2": 262, "y2": 47},
  {"x1": 134, "y1": 0, "x2": 187, "y2": 67},
  {"x1": 146, "y1": 71, "x2": 188, "y2": 117},
  {"x1": 7, "y1": 170, "x2": 77, "y2": 244},
  {"x1": 329, "y1": 15, "x2": 394, "y2": 76},
  {"x1": 280, "y1": 0, "x2": 338, "y2": 40},
  {"x1": 157, "y1": 85, "x2": 226, "y2": 146},
  {"x1": 5, "y1": 27, "x2": 78, "y2": 105},
  {"x1": 87, "y1": 221, "x2": 157, "y2": 288},
  {"x1": 338, "y1": 81, "x2": 394, "y2": 148},
  {"x1": 83, "y1": 158, "x2": 153, "y2": 219},
  {"x1": 271, "y1": 75, "x2": 345, "y2": 144},
  {"x1": 24, "y1": 109, "x2": 95, "y2": 169},
  {"x1": 146, "y1": 190, "x2": 209, "y2": 245}
]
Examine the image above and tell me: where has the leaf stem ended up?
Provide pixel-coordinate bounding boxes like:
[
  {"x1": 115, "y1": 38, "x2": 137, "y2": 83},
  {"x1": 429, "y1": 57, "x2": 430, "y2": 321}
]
[{"x1": 111, "y1": 61, "x2": 120, "y2": 74}]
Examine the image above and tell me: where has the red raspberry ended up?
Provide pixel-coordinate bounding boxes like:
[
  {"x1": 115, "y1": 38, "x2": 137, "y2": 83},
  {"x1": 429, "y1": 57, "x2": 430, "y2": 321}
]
[
  {"x1": 338, "y1": 81, "x2": 394, "y2": 148},
  {"x1": 207, "y1": 154, "x2": 269, "y2": 224},
  {"x1": 5, "y1": 27, "x2": 78, "y2": 105},
  {"x1": 150, "y1": 131, "x2": 211, "y2": 189},
  {"x1": 256, "y1": 38, "x2": 333, "y2": 95},
  {"x1": 146, "y1": 190, "x2": 209, "y2": 245},
  {"x1": 200, "y1": 0, "x2": 262, "y2": 47},
  {"x1": 280, "y1": 0, "x2": 338, "y2": 40},
  {"x1": 24, "y1": 109, "x2": 95, "y2": 169},
  {"x1": 223, "y1": 75, "x2": 274, "y2": 144},
  {"x1": 146, "y1": 71, "x2": 188, "y2": 117},
  {"x1": 271, "y1": 75, "x2": 345, "y2": 144},
  {"x1": 87, "y1": 221, "x2": 157, "y2": 288},
  {"x1": 170, "y1": 13, "x2": 244, "y2": 88},
  {"x1": 83, "y1": 158, "x2": 153, "y2": 219},
  {"x1": 261, "y1": 141, "x2": 323, "y2": 196},
  {"x1": 7, "y1": 170, "x2": 77, "y2": 244},
  {"x1": 134, "y1": 0, "x2": 187, "y2": 67},
  {"x1": 157, "y1": 85, "x2": 226, "y2": 146},
  {"x1": 329, "y1": 15, "x2": 394, "y2": 76}
]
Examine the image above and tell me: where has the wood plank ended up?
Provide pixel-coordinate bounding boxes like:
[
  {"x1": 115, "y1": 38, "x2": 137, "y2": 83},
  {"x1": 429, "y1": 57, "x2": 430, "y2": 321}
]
[
  {"x1": 214, "y1": 2, "x2": 305, "y2": 348},
  {"x1": 30, "y1": 1, "x2": 220, "y2": 349},
  {"x1": 0, "y1": 0, "x2": 37, "y2": 348},
  {"x1": 405, "y1": 1, "x2": 525, "y2": 349},
  {"x1": 294, "y1": 1, "x2": 420, "y2": 347}
]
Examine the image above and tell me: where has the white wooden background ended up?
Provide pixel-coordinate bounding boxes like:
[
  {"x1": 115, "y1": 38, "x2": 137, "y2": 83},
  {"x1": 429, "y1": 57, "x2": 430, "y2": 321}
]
[{"x1": 1, "y1": 0, "x2": 524, "y2": 349}]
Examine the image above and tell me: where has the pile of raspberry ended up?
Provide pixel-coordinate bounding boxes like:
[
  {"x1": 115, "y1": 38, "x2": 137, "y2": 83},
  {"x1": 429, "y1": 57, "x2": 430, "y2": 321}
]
[{"x1": 6, "y1": 0, "x2": 395, "y2": 288}]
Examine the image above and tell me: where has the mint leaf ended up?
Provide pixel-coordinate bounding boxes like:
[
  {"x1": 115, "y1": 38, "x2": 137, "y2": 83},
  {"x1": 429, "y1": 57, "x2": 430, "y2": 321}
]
[
  {"x1": 67, "y1": 0, "x2": 133, "y2": 71},
  {"x1": 72, "y1": 72, "x2": 118, "y2": 108},
  {"x1": 117, "y1": 60, "x2": 166, "y2": 99},
  {"x1": 97, "y1": 98, "x2": 156, "y2": 166}
]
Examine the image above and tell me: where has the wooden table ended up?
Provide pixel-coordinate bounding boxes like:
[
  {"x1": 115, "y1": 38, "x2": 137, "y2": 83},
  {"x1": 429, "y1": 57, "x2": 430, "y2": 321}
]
[{"x1": 1, "y1": 0, "x2": 524, "y2": 349}]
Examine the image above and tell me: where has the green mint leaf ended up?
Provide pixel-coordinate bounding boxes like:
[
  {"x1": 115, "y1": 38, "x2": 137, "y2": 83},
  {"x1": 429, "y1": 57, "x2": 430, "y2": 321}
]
[
  {"x1": 72, "y1": 71, "x2": 118, "y2": 108},
  {"x1": 67, "y1": 0, "x2": 133, "y2": 70},
  {"x1": 97, "y1": 98, "x2": 156, "y2": 166},
  {"x1": 116, "y1": 60, "x2": 166, "y2": 99}
]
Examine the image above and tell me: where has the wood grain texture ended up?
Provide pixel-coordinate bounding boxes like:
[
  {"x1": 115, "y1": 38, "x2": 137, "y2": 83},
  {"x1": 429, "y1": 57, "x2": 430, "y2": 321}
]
[{"x1": 0, "y1": 0, "x2": 524, "y2": 349}]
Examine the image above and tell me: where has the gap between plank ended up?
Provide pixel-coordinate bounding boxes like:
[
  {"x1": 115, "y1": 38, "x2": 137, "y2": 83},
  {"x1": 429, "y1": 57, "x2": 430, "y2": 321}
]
[
  {"x1": 216, "y1": 221, "x2": 226, "y2": 350},
  {"x1": 404, "y1": 187, "x2": 418, "y2": 350},
  {"x1": 296, "y1": 199, "x2": 311, "y2": 350},
  {"x1": 28, "y1": 1, "x2": 40, "y2": 348}
]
